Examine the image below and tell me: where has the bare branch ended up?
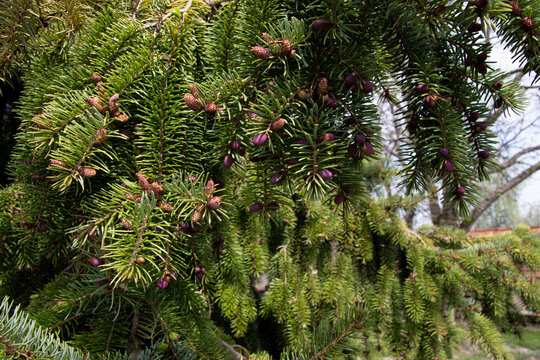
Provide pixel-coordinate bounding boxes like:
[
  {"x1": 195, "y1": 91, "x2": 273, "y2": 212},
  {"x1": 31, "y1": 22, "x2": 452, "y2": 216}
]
[
  {"x1": 497, "y1": 145, "x2": 540, "y2": 173},
  {"x1": 464, "y1": 160, "x2": 540, "y2": 230}
]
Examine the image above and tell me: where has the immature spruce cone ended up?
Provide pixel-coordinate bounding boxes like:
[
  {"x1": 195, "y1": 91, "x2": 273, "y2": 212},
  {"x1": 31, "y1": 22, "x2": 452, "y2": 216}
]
[
  {"x1": 345, "y1": 74, "x2": 358, "y2": 85},
  {"x1": 108, "y1": 93, "x2": 120, "y2": 112},
  {"x1": 85, "y1": 97, "x2": 106, "y2": 114},
  {"x1": 79, "y1": 167, "x2": 97, "y2": 178},
  {"x1": 297, "y1": 90, "x2": 310, "y2": 101},
  {"x1": 50, "y1": 159, "x2": 68, "y2": 168},
  {"x1": 456, "y1": 186, "x2": 466, "y2": 195},
  {"x1": 317, "y1": 78, "x2": 328, "y2": 95},
  {"x1": 151, "y1": 182, "x2": 163, "y2": 196},
  {"x1": 417, "y1": 84, "x2": 428, "y2": 93},
  {"x1": 192, "y1": 204, "x2": 205, "y2": 222},
  {"x1": 522, "y1": 18, "x2": 534, "y2": 32},
  {"x1": 478, "y1": 150, "x2": 490, "y2": 159},
  {"x1": 205, "y1": 180, "x2": 215, "y2": 196},
  {"x1": 253, "y1": 46, "x2": 272, "y2": 60},
  {"x1": 189, "y1": 84, "x2": 200, "y2": 95},
  {"x1": 161, "y1": 202, "x2": 174, "y2": 212},
  {"x1": 468, "y1": 23, "x2": 482, "y2": 32},
  {"x1": 318, "y1": 169, "x2": 333, "y2": 180},
  {"x1": 95, "y1": 128, "x2": 108, "y2": 145},
  {"x1": 443, "y1": 160, "x2": 455, "y2": 173},
  {"x1": 92, "y1": 73, "x2": 102, "y2": 83},
  {"x1": 313, "y1": 18, "x2": 332, "y2": 30},
  {"x1": 121, "y1": 217, "x2": 133, "y2": 230},
  {"x1": 510, "y1": 1, "x2": 522, "y2": 16},
  {"x1": 249, "y1": 203, "x2": 263, "y2": 212},
  {"x1": 116, "y1": 114, "x2": 130, "y2": 123},
  {"x1": 270, "y1": 173, "x2": 283, "y2": 185},
  {"x1": 281, "y1": 40, "x2": 292, "y2": 56},
  {"x1": 266, "y1": 202, "x2": 279, "y2": 211},
  {"x1": 361, "y1": 141, "x2": 374, "y2": 155},
  {"x1": 205, "y1": 102, "x2": 217, "y2": 114},
  {"x1": 362, "y1": 80, "x2": 373, "y2": 93},
  {"x1": 334, "y1": 195, "x2": 345, "y2": 204},
  {"x1": 136, "y1": 172, "x2": 150, "y2": 191},
  {"x1": 157, "y1": 278, "x2": 168, "y2": 289},
  {"x1": 319, "y1": 133, "x2": 335, "y2": 142},
  {"x1": 252, "y1": 133, "x2": 268, "y2": 147},
  {"x1": 223, "y1": 155, "x2": 234, "y2": 168},
  {"x1": 207, "y1": 196, "x2": 222, "y2": 210},
  {"x1": 439, "y1": 148, "x2": 450, "y2": 158},
  {"x1": 474, "y1": 0, "x2": 487, "y2": 9},
  {"x1": 354, "y1": 134, "x2": 366, "y2": 144},
  {"x1": 270, "y1": 118, "x2": 286, "y2": 131},
  {"x1": 493, "y1": 81, "x2": 503, "y2": 90},
  {"x1": 230, "y1": 140, "x2": 240, "y2": 150},
  {"x1": 184, "y1": 93, "x2": 202, "y2": 112},
  {"x1": 347, "y1": 144, "x2": 358, "y2": 157}
]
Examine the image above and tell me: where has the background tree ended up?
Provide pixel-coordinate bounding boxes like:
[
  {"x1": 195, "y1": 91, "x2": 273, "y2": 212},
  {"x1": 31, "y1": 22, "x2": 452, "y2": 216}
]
[{"x1": 1, "y1": 0, "x2": 540, "y2": 359}]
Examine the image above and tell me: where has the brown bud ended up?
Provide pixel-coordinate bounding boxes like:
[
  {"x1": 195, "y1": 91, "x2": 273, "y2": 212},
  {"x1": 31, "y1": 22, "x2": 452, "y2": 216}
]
[
  {"x1": 281, "y1": 40, "x2": 292, "y2": 56},
  {"x1": 522, "y1": 18, "x2": 534, "y2": 32},
  {"x1": 125, "y1": 193, "x2": 136, "y2": 201},
  {"x1": 205, "y1": 102, "x2": 217, "y2": 114},
  {"x1": 189, "y1": 84, "x2": 200, "y2": 96},
  {"x1": 95, "y1": 128, "x2": 108, "y2": 145},
  {"x1": 252, "y1": 46, "x2": 272, "y2": 60},
  {"x1": 205, "y1": 180, "x2": 215, "y2": 196},
  {"x1": 510, "y1": 1, "x2": 522, "y2": 16},
  {"x1": 192, "y1": 204, "x2": 204, "y2": 222},
  {"x1": 92, "y1": 73, "x2": 102, "y2": 83},
  {"x1": 137, "y1": 257, "x2": 146, "y2": 264},
  {"x1": 184, "y1": 93, "x2": 202, "y2": 112},
  {"x1": 159, "y1": 202, "x2": 174, "y2": 212},
  {"x1": 297, "y1": 90, "x2": 310, "y2": 101},
  {"x1": 207, "y1": 196, "x2": 222, "y2": 210},
  {"x1": 116, "y1": 114, "x2": 130, "y2": 123},
  {"x1": 79, "y1": 167, "x2": 97, "y2": 178},
  {"x1": 85, "y1": 97, "x2": 106, "y2": 115},
  {"x1": 151, "y1": 182, "x2": 163, "y2": 196},
  {"x1": 120, "y1": 217, "x2": 133, "y2": 230},
  {"x1": 50, "y1": 159, "x2": 68, "y2": 168},
  {"x1": 270, "y1": 118, "x2": 286, "y2": 131},
  {"x1": 317, "y1": 77, "x2": 328, "y2": 95},
  {"x1": 136, "y1": 172, "x2": 150, "y2": 191},
  {"x1": 108, "y1": 93, "x2": 120, "y2": 112}
]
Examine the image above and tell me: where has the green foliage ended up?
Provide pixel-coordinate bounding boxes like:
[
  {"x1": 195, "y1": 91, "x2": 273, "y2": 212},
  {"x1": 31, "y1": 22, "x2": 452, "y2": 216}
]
[{"x1": 1, "y1": 0, "x2": 540, "y2": 359}]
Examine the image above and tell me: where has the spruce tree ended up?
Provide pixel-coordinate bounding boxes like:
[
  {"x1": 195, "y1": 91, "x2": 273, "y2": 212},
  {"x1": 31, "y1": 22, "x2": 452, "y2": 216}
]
[{"x1": 1, "y1": 0, "x2": 540, "y2": 359}]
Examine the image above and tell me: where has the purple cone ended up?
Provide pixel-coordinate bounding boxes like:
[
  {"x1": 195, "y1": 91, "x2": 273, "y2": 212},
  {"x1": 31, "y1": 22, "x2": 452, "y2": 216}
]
[
  {"x1": 443, "y1": 160, "x2": 455, "y2": 173},
  {"x1": 439, "y1": 148, "x2": 449, "y2": 158},
  {"x1": 224, "y1": 155, "x2": 234, "y2": 168},
  {"x1": 345, "y1": 74, "x2": 358, "y2": 85},
  {"x1": 478, "y1": 150, "x2": 490, "y2": 159},
  {"x1": 362, "y1": 80, "x2": 373, "y2": 93},
  {"x1": 230, "y1": 140, "x2": 240, "y2": 150},
  {"x1": 157, "y1": 278, "x2": 168, "y2": 289},
  {"x1": 270, "y1": 173, "x2": 283, "y2": 185},
  {"x1": 252, "y1": 133, "x2": 268, "y2": 147},
  {"x1": 362, "y1": 141, "x2": 373, "y2": 155},
  {"x1": 347, "y1": 144, "x2": 358, "y2": 157},
  {"x1": 249, "y1": 203, "x2": 263, "y2": 212},
  {"x1": 318, "y1": 169, "x2": 333, "y2": 180},
  {"x1": 355, "y1": 134, "x2": 366, "y2": 144},
  {"x1": 334, "y1": 195, "x2": 345, "y2": 204}
]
